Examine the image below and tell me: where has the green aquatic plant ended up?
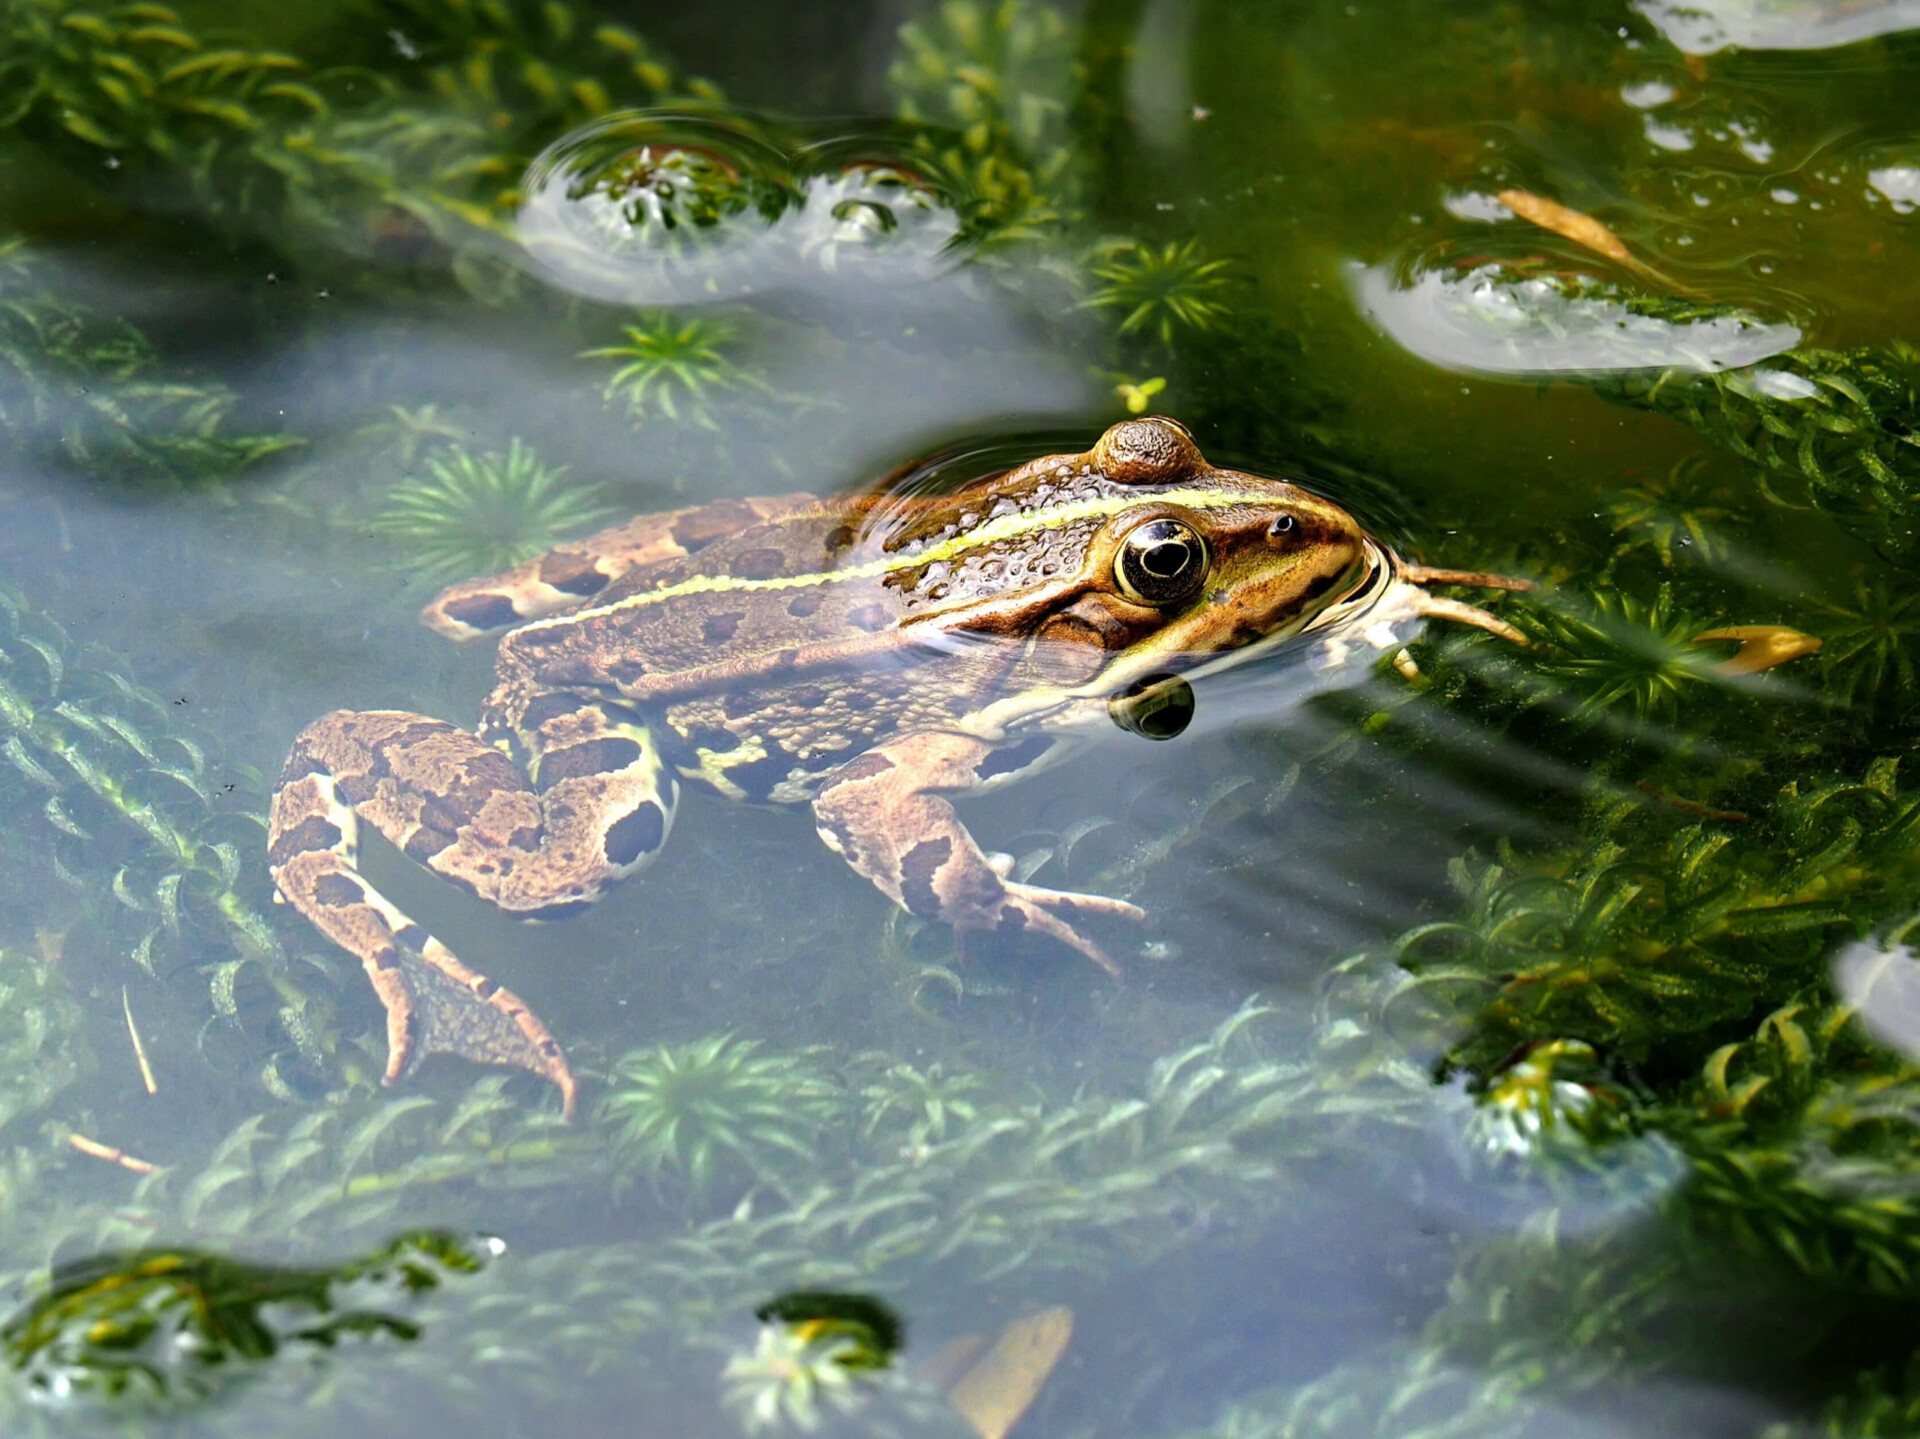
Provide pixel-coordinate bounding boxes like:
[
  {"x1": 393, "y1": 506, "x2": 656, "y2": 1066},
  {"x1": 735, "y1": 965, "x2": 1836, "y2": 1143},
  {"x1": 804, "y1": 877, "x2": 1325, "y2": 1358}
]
[
  {"x1": 1813, "y1": 577, "x2": 1920, "y2": 714},
  {"x1": 1511, "y1": 584, "x2": 1756, "y2": 729},
  {"x1": 1085, "y1": 239, "x2": 1238, "y2": 350},
  {"x1": 0, "y1": 948, "x2": 82, "y2": 1140},
  {"x1": 2, "y1": 1230, "x2": 487, "y2": 1410},
  {"x1": 891, "y1": 0, "x2": 1075, "y2": 167},
  {"x1": 599, "y1": 1035, "x2": 845, "y2": 1203},
  {"x1": 1603, "y1": 456, "x2": 1744, "y2": 567},
  {"x1": 583, "y1": 312, "x2": 760, "y2": 430},
  {"x1": 73, "y1": 1077, "x2": 582, "y2": 1258},
  {"x1": 888, "y1": 0, "x2": 1081, "y2": 247},
  {"x1": 368, "y1": 437, "x2": 611, "y2": 579},
  {"x1": 0, "y1": 0, "x2": 719, "y2": 294},
  {"x1": 353, "y1": 403, "x2": 469, "y2": 472},
  {"x1": 855, "y1": 1057, "x2": 987, "y2": 1151},
  {"x1": 0, "y1": 237, "x2": 299, "y2": 487},
  {"x1": 0, "y1": 583, "x2": 336, "y2": 1097},
  {"x1": 1603, "y1": 343, "x2": 1920, "y2": 564}
]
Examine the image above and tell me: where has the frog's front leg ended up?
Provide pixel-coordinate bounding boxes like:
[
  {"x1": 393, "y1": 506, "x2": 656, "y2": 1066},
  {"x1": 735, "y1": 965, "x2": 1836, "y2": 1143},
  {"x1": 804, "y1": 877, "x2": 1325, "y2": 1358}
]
[
  {"x1": 812, "y1": 732, "x2": 1141, "y2": 977},
  {"x1": 268, "y1": 707, "x2": 677, "y2": 1117}
]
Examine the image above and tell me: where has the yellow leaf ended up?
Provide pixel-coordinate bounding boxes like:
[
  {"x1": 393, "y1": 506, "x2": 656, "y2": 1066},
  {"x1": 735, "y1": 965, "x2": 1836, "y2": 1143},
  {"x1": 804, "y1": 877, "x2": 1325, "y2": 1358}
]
[
  {"x1": 1692, "y1": 625, "x2": 1822, "y2": 676},
  {"x1": 943, "y1": 1306, "x2": 1073, "y2": 1439},
  {"x1": 1496, "y1": 187, "x2": 1691, "y2": 295}
]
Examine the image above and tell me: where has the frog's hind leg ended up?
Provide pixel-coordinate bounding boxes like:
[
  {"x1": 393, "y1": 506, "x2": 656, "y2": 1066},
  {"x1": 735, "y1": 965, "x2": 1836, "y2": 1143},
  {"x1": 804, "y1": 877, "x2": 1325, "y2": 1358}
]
[
  {"x1": 812, "y1": 731, "x2": 1143, "y2": 978},
  {"x1": 269, "y1": 709, "x2": 678, "y2": 1117}
]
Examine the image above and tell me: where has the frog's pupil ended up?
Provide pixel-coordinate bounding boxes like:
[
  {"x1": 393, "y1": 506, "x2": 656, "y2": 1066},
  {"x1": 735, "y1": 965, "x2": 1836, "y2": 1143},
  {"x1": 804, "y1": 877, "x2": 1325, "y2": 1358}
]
[{"x1": 1142, "y1": 540, "x2": 1192, "y2": 578}]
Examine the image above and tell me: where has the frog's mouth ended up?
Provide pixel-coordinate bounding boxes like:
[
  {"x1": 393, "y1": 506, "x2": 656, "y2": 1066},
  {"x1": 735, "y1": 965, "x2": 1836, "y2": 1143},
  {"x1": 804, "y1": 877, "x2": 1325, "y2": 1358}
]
[
  {"x1": 1176, "y1": 539, "x2": 1532, "y2": 690},
  {"x1": 1299, "y1": 541, "x2": 1533, "y2": 647}
]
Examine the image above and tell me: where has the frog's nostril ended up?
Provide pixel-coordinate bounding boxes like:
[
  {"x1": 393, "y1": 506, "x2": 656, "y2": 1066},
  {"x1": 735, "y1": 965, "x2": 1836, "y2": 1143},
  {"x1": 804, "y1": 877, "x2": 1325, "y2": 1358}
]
[{"x1": 1268, "y1": 515, "x2": 1296, "y2": 540}]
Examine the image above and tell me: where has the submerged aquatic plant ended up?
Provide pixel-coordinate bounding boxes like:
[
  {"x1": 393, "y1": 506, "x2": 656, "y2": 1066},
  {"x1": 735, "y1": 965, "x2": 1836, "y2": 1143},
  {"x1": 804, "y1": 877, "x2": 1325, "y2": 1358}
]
[
  {"x1": 1515, "y1": 584, "x2": 1767, "y2": 729},
  {"x1": 888, "y1": 0, "x2": 1083, "y2": 247},
  {"x1": 1602, "y1": 342, "x2": 1920, "y2": 564},
  {"x1": 0, "y1": 584, "x2": 328, "y2": 1095},
  {"x1": 1085, "y1": 239, "x2": 1238, "y2": 350},
  {"x1": 369, "y1": 438, "x2": 611, "y2": 580},
  {"x1": 582, "y1": 313, "x2": 759, "y2": 430},
  {"x1": 1813, "y1": 578, "x2": 1920, "y2": 713},
  {"x1": 1604, "y1": 456, "x2": 1745, "y2": 566},
  {"x1": 598, "y1": 1035, "x2": 845, "y2": 1203},
  {"x1": 0, "y1": 237, "x2": 299, "y2": 487}
]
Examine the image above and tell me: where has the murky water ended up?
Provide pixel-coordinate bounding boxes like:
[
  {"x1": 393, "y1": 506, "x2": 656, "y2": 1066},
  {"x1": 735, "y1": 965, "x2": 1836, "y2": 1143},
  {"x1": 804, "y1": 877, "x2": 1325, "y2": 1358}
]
[{"x1": 4, "y1": 0, "x2": 1920, "y2": 1435}]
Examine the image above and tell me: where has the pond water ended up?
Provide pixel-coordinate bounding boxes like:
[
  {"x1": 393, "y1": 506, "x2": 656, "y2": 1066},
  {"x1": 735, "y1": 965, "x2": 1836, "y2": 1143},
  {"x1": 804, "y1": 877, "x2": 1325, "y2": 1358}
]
[{"x1": 2, "y1": 0, "x2": 1920, "y2": 1435}]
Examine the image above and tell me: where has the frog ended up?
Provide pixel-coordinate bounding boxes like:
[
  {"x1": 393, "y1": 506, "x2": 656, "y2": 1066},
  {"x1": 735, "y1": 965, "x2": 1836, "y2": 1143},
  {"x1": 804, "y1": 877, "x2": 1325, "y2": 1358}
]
[{"x1": 267, "y1": 418, "x2": 1527, "y2": 1117}]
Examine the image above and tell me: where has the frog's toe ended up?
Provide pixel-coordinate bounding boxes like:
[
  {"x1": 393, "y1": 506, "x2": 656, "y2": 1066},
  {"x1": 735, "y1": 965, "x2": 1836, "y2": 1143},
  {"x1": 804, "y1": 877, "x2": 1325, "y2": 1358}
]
[
  {"x1": 969, "y1": 894, "x2": 1128, "y2": 980},
  {"x1": 1006, "y1": 881, "x2": 1147, "y2": 923},
  {"x1": 380, "y1": 934, "x2": 580, "y2": 1122}
]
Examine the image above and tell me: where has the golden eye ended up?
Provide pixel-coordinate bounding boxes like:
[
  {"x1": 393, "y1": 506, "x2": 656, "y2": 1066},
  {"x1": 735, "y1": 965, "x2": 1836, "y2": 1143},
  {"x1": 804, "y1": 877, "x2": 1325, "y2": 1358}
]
[{"x1": 1114, "y1": 518, "x2": 1209, "y2": 607}]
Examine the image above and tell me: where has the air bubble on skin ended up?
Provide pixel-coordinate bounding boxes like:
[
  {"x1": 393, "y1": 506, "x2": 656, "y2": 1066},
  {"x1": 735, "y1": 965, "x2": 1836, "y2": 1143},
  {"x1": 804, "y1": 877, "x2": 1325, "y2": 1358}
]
[
  {"x1": 1772, "y1": 188, "x2": 1800, "y2": 204},
  {"x1": 1620, "y1": 79, "x2": 1675, "y2": 109}
]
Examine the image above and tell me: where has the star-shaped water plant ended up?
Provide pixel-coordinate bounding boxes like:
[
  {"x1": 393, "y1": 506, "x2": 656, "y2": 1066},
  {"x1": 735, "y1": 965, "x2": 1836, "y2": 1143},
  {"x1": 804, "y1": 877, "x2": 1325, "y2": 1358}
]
[
  {"x1": 581, "y1": 312, "x2": 761, "y2": 429},
  {"x1": 1084, "y1": 238, "x2": 1236, "y2": 349},
  {"x1": 370, "y1": 437, "x2": 611, "y2": 580}
]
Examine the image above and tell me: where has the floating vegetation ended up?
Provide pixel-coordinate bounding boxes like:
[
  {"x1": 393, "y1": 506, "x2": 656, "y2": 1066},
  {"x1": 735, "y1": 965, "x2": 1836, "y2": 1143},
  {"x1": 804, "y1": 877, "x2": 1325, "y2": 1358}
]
[
  {"x1": 2, "y1": 1231, "x2": 488, "y2": 1412},
  {"x1": 369, "y1": 437, "x2": 611, "y2": 579}
]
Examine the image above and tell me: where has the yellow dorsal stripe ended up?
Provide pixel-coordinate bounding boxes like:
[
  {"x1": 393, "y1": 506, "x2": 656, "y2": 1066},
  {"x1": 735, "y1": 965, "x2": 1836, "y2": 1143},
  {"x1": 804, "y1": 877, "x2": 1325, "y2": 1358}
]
[{"x1": 518, "y1": 486, "x2": 1342, "y2": 634}]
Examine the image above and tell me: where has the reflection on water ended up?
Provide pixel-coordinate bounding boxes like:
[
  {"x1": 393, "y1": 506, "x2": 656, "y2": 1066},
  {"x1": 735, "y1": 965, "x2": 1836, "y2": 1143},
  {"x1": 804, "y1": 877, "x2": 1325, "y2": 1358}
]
[
  {"x1": 516, "y1": 112, "x2": 967, "y2": 306},
  {"x1": 3, "y1": 1232, "x2": 489, "y2": 1413},
  {"x1": 2, "y1": 0, "x2": 1920, "y2": 1435},
  {"x1": 1352, "y1": 262, "x2": 1801, "y2": 375},
  {"x1": 1635, "y1": 0, "x2": 1920, "y2": 53}
]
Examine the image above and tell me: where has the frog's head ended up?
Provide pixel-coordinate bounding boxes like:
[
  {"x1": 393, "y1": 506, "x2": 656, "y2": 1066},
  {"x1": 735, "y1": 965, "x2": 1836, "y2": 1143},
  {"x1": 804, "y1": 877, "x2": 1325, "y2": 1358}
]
[{"x1": 939, "y1": 417, "x2": 1527, "y2": 735}]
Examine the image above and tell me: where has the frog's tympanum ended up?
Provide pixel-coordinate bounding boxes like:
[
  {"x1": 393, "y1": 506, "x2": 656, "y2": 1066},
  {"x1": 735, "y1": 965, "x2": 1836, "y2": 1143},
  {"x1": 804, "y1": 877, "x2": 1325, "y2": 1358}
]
[{"x1": 269, "y1": 419, "x2": 1525, "y2": 1115}]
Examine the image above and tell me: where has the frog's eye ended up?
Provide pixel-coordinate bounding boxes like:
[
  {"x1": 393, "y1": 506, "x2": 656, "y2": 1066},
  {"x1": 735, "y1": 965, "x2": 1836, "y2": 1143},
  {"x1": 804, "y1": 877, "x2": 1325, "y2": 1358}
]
[{"x1": 1114, "y1": 518, "x2": 1210, "y2": 607}]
